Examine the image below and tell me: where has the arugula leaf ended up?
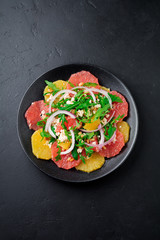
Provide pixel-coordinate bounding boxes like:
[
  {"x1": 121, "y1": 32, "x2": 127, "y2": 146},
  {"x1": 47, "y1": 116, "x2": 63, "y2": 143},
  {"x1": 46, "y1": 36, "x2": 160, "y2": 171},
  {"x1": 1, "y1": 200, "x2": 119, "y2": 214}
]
[
  {"x1": 55, "y1": 145, "x2": 61, "y2": 161},
  {"x1": 40, "y1": 131, "x2": 51, "y2": 138},
  {"x1": 85, "y1": 146, "x2": 93, "y2": 157},
  {"x1": 86, "y1": 132, "x2": 94, "y2": 139},
  {"x1": 79, "y1": 154, "x2": 86, "y2": 164},
  {"x1": 108, "y1": 93, "x2": 123, "y2": 103},
  {"x1": 37, "y1": 116, "x2": 48, "y2": 127},
  {"x1": 98, "y1": 95, "x2": 109, "y2": 107},
  {"x1": 51, "y1": 126, "x2": 56, "y2": 135},
  {"x1": 83, "y1": 82, "x2": 98, "y2": 87},
  {"x1": 68, "y1": 81, "x2": 75, "y2": 88},
  {"x1": 58, "y1": 114, "x2": 71, "y2": 141},
  {"x1": 49, "y1": 137, "x2": 56, "y2": 144},
  {"x1": 72, "y1": 146, "x2": 78, "y2": 160},
  {"x1": 93, "y1": 103, "x2": 110, "y2": 121},
  {"x1": 59, "y1": 102, "x2": 79, "y2": 111},
  {"x1": 43, "y1": 91, "x2": 53, "y2": 96},
  {"x1": 46, "y1": 113, "x2": 53, "y2": 116},
  {"x1": 37, "y1": 120, "x2": 45, "y2": 127},
  {"x1": 45, "y1": 80, "x2": 60, "y2": 91},
  {"x1": 111, "y1": 114, "x2": 124, "y2": 124},
  {"x1": 104, "y1": 124, "x2": 116, "y2": 141},
  {"x1": 74, "y1": 90, "x2": 84, "y2": 100}
]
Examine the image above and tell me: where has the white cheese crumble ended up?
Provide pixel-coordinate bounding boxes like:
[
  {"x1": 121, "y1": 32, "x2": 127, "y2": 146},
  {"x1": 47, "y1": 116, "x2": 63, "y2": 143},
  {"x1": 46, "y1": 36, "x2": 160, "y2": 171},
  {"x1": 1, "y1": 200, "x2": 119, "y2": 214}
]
[
  {"x1": 77, "y1": 147, "x2": 83, "y2": 153},
  {"x1": 63, "y1": 93, "x2": 70, "y2": 99},
  {"x1": 66, "y1": 100, "x2": 73, "y2": 105},
  {"x1": 51, "y1": 117, "x2": 59, "y2": 126},
  {"x1": 89, "y1": 100, "x2": 92, "y2": 103},
  {"x1": 101, "y1": 118, "x2": 107, "y2": 125},
  {"x1": 40, "y1": 110, "x2": 46, "y2": 119},
  {"x1": 58, "y1": 130, "x2": 68, "y2": 142},
  {"x1": 76, "y1": 109, "x2": 85, "y2": 117},
  {"x1": 95, "y1": 104, "x2": 101, "y2": 108}
]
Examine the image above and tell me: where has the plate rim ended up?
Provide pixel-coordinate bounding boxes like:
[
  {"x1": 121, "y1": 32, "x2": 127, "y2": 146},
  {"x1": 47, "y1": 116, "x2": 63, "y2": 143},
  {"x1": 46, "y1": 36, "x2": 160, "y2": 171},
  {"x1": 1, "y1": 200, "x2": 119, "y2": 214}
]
[{"x1": 17, "y1": 63, "x2": 139, "y2": 182}]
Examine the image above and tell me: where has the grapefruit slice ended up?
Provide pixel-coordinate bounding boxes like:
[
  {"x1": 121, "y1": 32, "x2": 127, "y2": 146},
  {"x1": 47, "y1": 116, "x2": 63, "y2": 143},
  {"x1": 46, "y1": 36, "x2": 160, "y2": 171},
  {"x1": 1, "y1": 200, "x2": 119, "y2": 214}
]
[
  {"x1": 56, "y1": 116, "x2": 77, "y2": 133},
  {"x1": 44, "y1": 80, "x2": 67, "y2": 102},
  {"x1": 51, "y1": 142, "x2": 82, "y2": 170},
  {"x1": 31, "y1": 129, "x2": 51, "y2": 160},
  {"x1": 99, "y1": 129, "x2": 125, "y2": 158},
  {"x1": 109, "y1": 91, "x2": 128, "y2": 120},
  {"x1": 76, "y1": 152, "x2": 105, "y2": 173},
  {"x1": 117, "y1": 121, "x2": 130, "y2": 143},
  {"x1": 67, "y1": 71, "x2": 100, "y2": 89},
  {"x1": 25, "y1": 100, "x2": 49, "y2": 131}
]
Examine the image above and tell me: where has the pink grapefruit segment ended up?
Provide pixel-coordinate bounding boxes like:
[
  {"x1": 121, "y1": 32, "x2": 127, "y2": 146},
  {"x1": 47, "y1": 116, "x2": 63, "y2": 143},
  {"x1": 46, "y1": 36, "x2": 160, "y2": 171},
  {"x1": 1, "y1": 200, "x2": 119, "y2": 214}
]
[
  {"x1": 99, "y1": 129, "x2": 125, "y2": 158},
  {"x1": 67, "y1": 70, "x2": 100, "y2": 89},
  {"x1": 25, "y1": 100, "x2": 49, "y2": 131},
  {"x1": 51, "y1": 142, "x2": 82, "y2": 170}
]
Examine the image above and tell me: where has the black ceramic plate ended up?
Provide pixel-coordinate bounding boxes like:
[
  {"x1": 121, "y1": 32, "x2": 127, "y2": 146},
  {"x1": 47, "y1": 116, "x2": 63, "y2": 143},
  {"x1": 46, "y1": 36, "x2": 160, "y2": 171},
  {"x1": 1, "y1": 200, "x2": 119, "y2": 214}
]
[{"x1": 18, "y1": 64, "x2": 138, "y2": 182}]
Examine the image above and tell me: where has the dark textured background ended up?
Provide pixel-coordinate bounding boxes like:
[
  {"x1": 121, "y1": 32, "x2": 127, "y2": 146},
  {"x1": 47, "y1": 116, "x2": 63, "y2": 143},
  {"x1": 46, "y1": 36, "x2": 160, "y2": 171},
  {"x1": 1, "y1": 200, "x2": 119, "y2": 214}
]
[{"x1": 0, "y1": 0, "x2": 160, "y2": 239}]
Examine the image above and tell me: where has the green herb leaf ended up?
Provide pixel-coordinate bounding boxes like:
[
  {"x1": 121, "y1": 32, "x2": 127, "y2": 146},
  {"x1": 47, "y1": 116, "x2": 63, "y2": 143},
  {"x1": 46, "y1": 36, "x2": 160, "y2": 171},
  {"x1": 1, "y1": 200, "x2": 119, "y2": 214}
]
[
  {"x1": 83, "y1": 82, "x2": 98, "y2": 87},
  {"x1": 104, "y1": 124, "x2": 116, "y2": 141},
  {"x1": 86, "y1": 132, "x2": 94, "y2": 139},
  {"x1": 58, "y1": 114, "x2": 71, "y2": 141},
  {"x1": 111, "y1": 114, "x2": 124, "y2": 124},
  {"x1": 55, "y1": 145, "x2": 61, "y2": 161},
  {"x1": 93, "y1": 104, "x2": 110, "y2": 121},
  {"x1": 68, "y1": 81, "x2": 75, "y2": 88},
  {"x1": 37, "y1": 120, "x2": 45, "y2": 127},
  {"x1": 80, "y1": 154, "x2": 86, "y2": 164},
  {"x1": 40, "y1": 131, "x2": 51, "y2": 138},
  {"x1": 72, "y1": 146, "x2": 78, "y2": 160},
  {"x1": 108, "y1": 93, "x2": 123, "y2": 103},
  {"x1": 49, "y1": 137, "x2": 56, "y2": 144},
  {"x1": 45, "y1": 80, "x2": 60, "y2": 91},
  {"x1": 85, "y1": 146, "x2": 93, "y2": 157},
  {"x1": 43, "y1": 91, "x2": 53, "y2": 96},
  {"x1": 51, "y1": 126, "x2": 56, "y2": 135}
]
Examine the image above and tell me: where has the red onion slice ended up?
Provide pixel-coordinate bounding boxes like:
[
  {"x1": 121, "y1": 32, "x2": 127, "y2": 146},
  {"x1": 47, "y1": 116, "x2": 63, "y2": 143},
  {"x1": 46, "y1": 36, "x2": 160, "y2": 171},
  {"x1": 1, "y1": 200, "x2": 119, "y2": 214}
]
[
  {"x1": 60, "y1": 129, "x2": 75, "y2": 155},
  {"x1": 99, "y1": 126, "x2": 105, "y2": 145},
  {"x1": 85, "y1": 129, "x2": 117, "y2": 150},
  {"x1": 49, "y1": 90, "x2": 76, "y2": 113},
  {"x1": 90, "y1": 88, "x2": 112, "y2": 108},
  {"x1": 80, "y1": 111, "x2": 115, "y2": 133},
  {"x1": 45, "y1": 110, "x2": 76, "y2": 137},
  {"x1": 72, "y1": 86, "x2": 96, "y2": 103}
]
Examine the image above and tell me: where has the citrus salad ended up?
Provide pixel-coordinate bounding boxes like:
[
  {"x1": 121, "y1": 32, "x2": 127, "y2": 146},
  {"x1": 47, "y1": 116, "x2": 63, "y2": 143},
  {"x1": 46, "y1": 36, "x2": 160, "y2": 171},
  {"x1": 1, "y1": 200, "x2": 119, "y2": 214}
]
[{"x1": 25, "y1": 71, "x2": 130, "y2": 172}]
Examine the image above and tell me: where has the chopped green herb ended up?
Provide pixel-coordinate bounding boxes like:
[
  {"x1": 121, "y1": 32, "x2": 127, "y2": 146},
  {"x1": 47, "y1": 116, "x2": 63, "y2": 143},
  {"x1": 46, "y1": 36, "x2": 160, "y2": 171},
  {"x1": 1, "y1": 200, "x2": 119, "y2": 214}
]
[
  {"x1": 85, "y1": 146, "x2": 93, "y2": 157},
  {"x1": 55, "y1": 145, "x2": 61, "y2": 161},
  {"x1": 79, "y1": 154, "x2": 86, "y2": 164},
  {"x1": 83, "y1": 82, "x2": 98, "y2": 87},
  {"x1": 51, "y1": 126, "x2": 56, "y2": 135},
  {"x1": 43, "y1": 91, "x2": 53, "y2": 96},
  {"x1": 104, "y1": 124, "x2": 116, "y2": 141},
  {"x1": 68, "y1": 81, "x2": 75, "y2": 88},
  {"x1": 59, "y1": 114, "x2": 71, "y2": 141},
  {"x1": 45, "y1": 80, "x2": 60, "y2": 91},
  {"x1": 111, "y1": 114, "x2": 124, "y2": 124},
  {"x1": 93, "y1": 103, "x2": 110, "y2": 121},
  {"x1": 86, "y1": 132, "x2": 94, "y2": 139},
  {"x1": 108, "y1": 93, "x2": 123, "y2": 103},
  {"x1": 40, "y1": 131, "x2": 51, "y2": 138},
  {"x1": 72, "y1": 146, "x2": 78, "y2": 160},
  {"x1": 49, "y1": 137, "x2": 56, "y2": 144}
]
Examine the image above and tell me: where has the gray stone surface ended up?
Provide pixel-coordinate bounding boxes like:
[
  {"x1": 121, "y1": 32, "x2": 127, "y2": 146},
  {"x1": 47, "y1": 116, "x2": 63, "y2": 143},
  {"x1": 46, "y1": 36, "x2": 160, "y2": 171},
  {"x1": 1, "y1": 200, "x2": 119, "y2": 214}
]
[{"x1": 0, "y1": 0, "x2": 160, "y2": 239}]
